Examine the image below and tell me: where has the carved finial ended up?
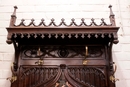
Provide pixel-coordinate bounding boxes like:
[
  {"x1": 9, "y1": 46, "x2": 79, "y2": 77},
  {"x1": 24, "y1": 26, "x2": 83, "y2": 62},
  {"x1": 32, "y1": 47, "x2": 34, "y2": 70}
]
[
  {"x1": 81, "y1": 18, "x2": 85, "y2": 21},
  {"x1": 100, "y1": 18, "x2": 107, "y2": 26},
  {"x1": 21, "y1": 19, "x2": 25, "y2": 22},
  {"x1": 91, "y1": 18, "x2": 94, "y2": 22},
  {"x1": 71, "y1": 18, "x2": 75, "y2": 21},
  {"x1": 61, "y1": 18, "x2": 65, "y2": 22},
  {"x1": 51, "y1": 18, "x2": 55, "y2": 21},
  {"x1": 90, "y1": 18, "x2": 97, "y2": 26},
  {"x1": 101, "y1": 18, "x2": 104, "y2": 22},
  {"x1": 41, "y1": 18, "x2": 45, "y2": 21},
  {"x1": 9, "y1": 6, "x2": 18, "y2": 27},
  {"x1": 11, "y1": 6, "x2": 18, "y2": 18},
  {"x1": 31, "y1": 18, "x2": 34, "y2": 22},
  {"x1": 108, "y1": 5, "x2": 116, "y2": 26},
  {"x1": 109, "y1": 5, "x2": 114, "y2": 16}
]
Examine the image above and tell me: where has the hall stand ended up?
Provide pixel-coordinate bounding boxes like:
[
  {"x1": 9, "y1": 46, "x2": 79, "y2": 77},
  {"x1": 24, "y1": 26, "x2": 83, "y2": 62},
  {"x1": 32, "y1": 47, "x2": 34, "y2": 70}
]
[{"x1": 6, "y1": 5, "x2": 119, "y2": 87}]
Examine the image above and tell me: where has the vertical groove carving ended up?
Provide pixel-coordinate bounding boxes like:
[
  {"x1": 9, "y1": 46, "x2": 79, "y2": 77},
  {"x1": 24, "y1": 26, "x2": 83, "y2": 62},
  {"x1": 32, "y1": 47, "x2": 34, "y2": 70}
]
[
  {"x1": 19, "y1": 66, "x2": 106, "y2": 87},
  {"x1": 20, "y1": 66, "x2": 60, "y2": 87},
  {"x1": 67, "y1": 66, "x2": 106, "y2": 87}
]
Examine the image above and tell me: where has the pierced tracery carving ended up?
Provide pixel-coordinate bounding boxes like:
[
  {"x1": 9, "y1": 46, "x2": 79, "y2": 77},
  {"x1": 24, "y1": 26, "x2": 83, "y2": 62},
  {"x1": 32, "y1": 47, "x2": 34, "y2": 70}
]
[
  {"x1": 14, "y1": 18, "x2": 112, "y2": 27},
  {"x1": 21, "y1": 46, "x2": 105, "y2": 59},
  {"x1": 58, "y1": 47, "x2": 69, "y2": 58}
]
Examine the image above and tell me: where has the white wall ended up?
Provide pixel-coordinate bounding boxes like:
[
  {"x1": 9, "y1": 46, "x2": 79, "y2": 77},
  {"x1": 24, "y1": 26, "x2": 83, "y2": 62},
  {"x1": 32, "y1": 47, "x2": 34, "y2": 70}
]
[{"x1": 0, "y1": 0, "x2": 130, "y2": 87}]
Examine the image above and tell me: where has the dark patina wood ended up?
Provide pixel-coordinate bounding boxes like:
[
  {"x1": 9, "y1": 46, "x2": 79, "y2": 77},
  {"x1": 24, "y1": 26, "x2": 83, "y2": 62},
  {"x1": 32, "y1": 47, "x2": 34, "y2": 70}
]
[{"x1": 6, "y1": 5, "x2": 119, "y2": 87}]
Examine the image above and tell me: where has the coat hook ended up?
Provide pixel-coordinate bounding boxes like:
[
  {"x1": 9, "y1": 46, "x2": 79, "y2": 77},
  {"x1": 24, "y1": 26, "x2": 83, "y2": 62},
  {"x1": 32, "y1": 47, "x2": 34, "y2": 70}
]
[
  {"x1": 110, "y1": 63, "x2": 119, "y2": 83},
  {"x1": 83, "y1": 46, "x2": 89, "y2": 65},
  {"x1": 7, "y1": 63, "x2": 17, "y2": 83}
]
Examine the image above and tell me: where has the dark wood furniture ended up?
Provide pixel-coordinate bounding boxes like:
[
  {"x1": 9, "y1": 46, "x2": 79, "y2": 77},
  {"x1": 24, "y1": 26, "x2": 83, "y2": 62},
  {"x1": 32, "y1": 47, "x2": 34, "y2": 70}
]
[{"x1": 6, "y1": 5, "x2": 119, "y2": 87}]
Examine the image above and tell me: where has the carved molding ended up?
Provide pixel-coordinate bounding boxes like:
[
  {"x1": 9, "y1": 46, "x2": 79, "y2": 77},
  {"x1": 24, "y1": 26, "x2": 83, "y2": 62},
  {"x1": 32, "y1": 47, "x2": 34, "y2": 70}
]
[
  {"x1": 6, "y1": 28, "x2": 119, "y2": 45},
  {"x1": 12, "y1": 33, "x2": 114, "y2": 39}
]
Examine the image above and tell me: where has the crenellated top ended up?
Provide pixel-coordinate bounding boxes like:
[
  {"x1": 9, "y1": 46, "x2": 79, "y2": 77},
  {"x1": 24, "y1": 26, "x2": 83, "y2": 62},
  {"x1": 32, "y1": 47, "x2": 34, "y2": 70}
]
[{"x1": 6, "y1": 5, "x2": 119, "y2": 45}]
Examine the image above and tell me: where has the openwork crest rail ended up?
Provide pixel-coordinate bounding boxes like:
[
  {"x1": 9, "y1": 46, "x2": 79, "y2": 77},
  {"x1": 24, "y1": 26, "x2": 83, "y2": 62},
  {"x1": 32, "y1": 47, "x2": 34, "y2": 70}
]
[{"x1": 15, "y1": 18, "x2": 111, "y2": 27}]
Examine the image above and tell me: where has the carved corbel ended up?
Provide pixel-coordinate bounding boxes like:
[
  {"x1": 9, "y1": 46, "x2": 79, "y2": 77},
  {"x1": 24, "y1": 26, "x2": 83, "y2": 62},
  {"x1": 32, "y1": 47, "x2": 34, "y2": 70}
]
[
  {"x1": 108, "y1": 32, "x2": 118, "y2": 71},
  {"x1": 108, "y1": 40, "x2": 119, "y2": 83},
  {"x1": 113, "y1": 33, "x2": 119, "y2": 44},
  {"x1": 108, "y1": 39, "x2": 114, "y2": 71},
  {"x1": 6, "y1": 33, "x2": 13, "y2": 44},
  {"x1": 12, "y1": 40, "x2": 20, "y2": 71}
]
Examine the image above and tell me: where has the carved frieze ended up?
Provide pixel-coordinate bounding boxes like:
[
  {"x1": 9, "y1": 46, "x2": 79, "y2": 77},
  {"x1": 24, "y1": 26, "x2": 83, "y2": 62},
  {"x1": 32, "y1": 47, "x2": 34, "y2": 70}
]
[
  {"x1": 12, "y1": 33, "x2": 114, "y2": 39},
  {"x1": 21, "y1": 46, "x2": 105, "y2": 59}
]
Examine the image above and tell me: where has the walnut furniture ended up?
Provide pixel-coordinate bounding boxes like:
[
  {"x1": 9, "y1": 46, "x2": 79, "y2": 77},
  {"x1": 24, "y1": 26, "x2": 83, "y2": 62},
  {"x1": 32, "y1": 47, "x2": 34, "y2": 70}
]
[{"x1": 6, "y1": 5, "x2": 119, "y2": 87}]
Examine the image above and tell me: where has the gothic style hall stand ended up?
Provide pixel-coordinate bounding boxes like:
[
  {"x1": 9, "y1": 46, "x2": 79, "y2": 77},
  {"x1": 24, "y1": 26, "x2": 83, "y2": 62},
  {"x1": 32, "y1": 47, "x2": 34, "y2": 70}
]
[{"x1": 6, "y1": 5, "x2": 119, "y2": 87}]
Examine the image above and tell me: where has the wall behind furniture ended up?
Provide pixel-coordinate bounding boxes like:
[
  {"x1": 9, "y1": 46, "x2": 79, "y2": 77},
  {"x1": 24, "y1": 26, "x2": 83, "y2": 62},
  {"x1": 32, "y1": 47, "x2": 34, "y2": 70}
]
[{"x1": 0, "y1": 0, "x2": 130, "y2": 87}]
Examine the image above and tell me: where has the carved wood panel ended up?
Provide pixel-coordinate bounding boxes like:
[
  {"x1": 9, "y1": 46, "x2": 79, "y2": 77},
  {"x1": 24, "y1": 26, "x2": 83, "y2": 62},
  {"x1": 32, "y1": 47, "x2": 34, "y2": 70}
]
[
  {"x1": 19, "y1": 65, "x2": 107, "y2": 87},
  {"x1": 6, "y1": 5, "x2": 119, "y2": 87},
  {"x1": 21, "y1": 46, "x2": 105, "y2": 59}
]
